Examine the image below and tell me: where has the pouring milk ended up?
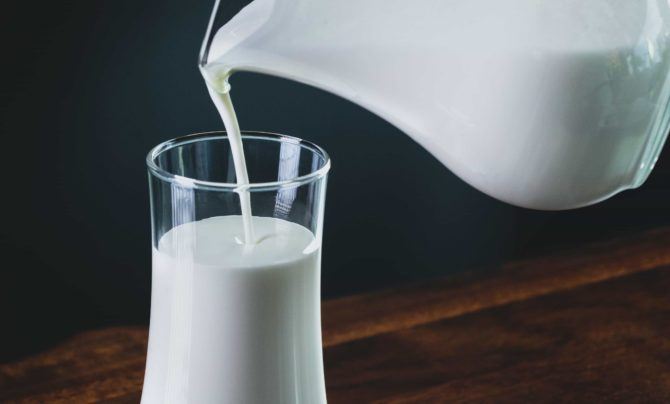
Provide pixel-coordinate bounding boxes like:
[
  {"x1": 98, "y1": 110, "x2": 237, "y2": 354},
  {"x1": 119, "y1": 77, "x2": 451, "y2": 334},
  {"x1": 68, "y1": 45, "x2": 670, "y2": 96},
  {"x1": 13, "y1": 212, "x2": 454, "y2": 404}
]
[
  {"x1": 142, "y1": 1, "x2": 670, "y2": 403},
  {"x1": 201, "y1": 0, "x2": 670, "y2": 210}
]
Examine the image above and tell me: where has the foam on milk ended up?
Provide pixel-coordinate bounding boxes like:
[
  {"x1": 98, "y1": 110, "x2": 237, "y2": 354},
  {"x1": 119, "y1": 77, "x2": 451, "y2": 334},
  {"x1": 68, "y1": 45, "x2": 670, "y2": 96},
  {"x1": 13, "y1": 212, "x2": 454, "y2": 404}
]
[{"x1": 142, "y1": 216, "x2": 326, "y2": 404}]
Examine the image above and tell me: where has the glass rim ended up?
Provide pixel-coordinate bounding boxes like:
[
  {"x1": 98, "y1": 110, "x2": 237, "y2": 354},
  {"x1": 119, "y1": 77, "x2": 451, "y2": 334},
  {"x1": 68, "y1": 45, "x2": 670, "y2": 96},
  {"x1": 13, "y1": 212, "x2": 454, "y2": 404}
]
[{"x1": 147, "y1": 131, "x2": 331, "y2": 192}]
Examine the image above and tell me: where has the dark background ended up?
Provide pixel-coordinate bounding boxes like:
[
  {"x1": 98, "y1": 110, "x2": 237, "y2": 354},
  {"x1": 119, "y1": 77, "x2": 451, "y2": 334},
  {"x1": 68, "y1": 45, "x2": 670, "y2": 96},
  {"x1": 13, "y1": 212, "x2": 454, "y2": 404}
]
[{"x1": 2, "y1": 0, "x2": 670, "y2": 362}]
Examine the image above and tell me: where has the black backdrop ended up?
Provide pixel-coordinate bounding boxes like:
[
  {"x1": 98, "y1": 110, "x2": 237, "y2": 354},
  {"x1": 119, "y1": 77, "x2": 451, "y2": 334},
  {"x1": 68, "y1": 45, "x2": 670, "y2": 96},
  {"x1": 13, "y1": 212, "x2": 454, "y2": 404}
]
[{"x1": 3, "y1": 0, "x2": 670, "y2": 362}]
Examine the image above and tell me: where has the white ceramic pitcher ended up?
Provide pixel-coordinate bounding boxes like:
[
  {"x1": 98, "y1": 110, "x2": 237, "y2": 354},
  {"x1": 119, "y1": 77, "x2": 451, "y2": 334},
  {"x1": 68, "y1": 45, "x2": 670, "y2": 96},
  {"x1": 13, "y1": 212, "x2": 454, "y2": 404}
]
[{"x1": 201, "y1": 0, "x2": 670, "y2": 210}]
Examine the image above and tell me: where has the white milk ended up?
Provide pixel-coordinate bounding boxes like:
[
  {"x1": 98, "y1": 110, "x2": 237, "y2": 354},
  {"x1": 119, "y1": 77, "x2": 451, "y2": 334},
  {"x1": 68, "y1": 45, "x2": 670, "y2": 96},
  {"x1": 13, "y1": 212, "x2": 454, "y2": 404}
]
[
  {"x1": 141, "y1": 215, "x2": 326, "y2": 404},
  {"x1": 205, "y1": 86, "x2": 256, "y2": 243},
  {"x1": 201, "y1": 0, "x2": 670, "y2": 210}
]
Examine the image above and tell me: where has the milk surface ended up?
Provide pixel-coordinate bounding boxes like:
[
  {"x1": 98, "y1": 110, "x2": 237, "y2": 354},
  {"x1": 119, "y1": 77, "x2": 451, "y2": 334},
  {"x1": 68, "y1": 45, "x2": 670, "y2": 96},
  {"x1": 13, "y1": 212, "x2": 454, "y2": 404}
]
[
  {"x1": 141, "y1": 216, "x2": 326, "y2": 404},
  {"x1": 202, "y1": 0, "x2": 670, "y2": 209}
]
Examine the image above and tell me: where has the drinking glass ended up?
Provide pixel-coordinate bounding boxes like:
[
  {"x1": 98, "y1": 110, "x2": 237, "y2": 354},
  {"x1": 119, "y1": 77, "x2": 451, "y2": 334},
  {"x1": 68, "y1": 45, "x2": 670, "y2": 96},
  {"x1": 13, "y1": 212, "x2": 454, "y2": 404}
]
[{"x1": 142, "y1": 131, "x2": 330, "y2": 403}]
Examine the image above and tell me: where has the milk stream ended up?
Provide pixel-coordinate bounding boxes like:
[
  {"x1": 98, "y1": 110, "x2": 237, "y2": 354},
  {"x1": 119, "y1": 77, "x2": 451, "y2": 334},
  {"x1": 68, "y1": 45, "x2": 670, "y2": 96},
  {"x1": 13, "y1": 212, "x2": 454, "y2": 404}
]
[
  {"x1": 204, "y1": 78, "x2": 256, "y2": 244},
  {"x1": 201, "y1": 0, "x2": 670, "y2": 210},
  {"x1": 142, "y1": 216, "x2": 327, "y2": 404},
  {"x1": 205, "y1": 81, "x2": 256, "y2": 243}
]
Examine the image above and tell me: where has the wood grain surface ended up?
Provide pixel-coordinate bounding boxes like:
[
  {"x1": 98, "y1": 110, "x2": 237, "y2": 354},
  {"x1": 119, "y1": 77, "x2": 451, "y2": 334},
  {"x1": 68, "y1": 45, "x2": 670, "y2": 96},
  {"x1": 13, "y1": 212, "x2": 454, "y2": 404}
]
[{"x1": 2, "y1": 228, "x2": 670, "y2": 403}]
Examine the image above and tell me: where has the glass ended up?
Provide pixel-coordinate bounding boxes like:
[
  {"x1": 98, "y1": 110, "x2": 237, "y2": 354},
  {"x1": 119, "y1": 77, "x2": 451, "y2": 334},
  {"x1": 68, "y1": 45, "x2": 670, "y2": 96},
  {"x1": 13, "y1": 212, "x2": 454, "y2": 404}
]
[{"x1": 142, "y1": 131, "x2": 330, "y2": 403}]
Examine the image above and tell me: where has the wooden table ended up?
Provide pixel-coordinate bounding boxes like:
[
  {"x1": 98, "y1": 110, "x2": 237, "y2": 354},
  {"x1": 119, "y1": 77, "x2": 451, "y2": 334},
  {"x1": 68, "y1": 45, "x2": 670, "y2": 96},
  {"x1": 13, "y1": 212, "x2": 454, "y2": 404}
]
[{"x1": 2, "y1": 228, "x2": 670, "y2": 403}]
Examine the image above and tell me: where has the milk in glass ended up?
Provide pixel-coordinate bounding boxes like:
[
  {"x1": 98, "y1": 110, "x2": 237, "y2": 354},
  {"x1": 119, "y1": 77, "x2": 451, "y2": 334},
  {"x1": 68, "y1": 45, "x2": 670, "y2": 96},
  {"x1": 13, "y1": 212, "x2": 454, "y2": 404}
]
[{"x1": 142, "y1": 216, "x2": 326, "y2": 403}]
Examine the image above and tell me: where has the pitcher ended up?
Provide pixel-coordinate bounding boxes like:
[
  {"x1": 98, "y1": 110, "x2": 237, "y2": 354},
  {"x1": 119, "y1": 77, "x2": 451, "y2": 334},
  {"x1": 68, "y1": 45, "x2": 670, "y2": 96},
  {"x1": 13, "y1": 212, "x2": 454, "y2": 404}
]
[{"x1": 201, "y1": 0, "x2": 670, "y2": 210}]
